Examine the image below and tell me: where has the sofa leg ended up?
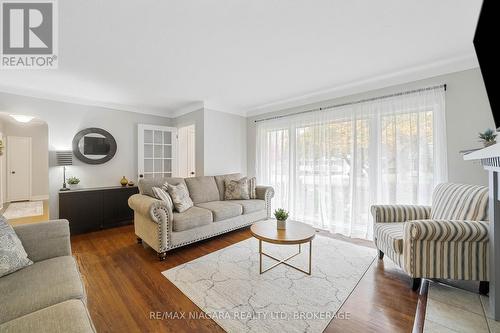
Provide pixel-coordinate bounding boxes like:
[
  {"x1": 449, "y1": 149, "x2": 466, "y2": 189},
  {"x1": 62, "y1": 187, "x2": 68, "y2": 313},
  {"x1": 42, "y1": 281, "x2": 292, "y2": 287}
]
[
  {"x1": 411, "y1": 278, "x2": 421, "y2": 291},
  {"x1": 136, "y1": 237, "x2": 142, "y2": 244},
  {"x1": 479, "y1": 281, "x2": 489, "y2": 295},
  {"x1": 378, "y1": 250, "x2": 384, "y2": 260},
  {"x1": 158, "y1": 252, "x2": 167, "y2": 261}
]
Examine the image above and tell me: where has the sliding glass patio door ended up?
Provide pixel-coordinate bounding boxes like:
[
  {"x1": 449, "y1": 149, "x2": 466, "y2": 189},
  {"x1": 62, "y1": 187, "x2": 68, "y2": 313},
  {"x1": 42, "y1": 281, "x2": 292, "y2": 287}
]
[{"x1": 256, "y1": 87, "x2": 446, "y2": 238}]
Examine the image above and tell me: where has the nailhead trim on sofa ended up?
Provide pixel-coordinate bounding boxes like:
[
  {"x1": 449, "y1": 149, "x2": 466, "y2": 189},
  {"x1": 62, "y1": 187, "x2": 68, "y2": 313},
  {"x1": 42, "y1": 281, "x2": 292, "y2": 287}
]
[{"x1": 151, "y1": 186, "x2": 275, "y2": 254}]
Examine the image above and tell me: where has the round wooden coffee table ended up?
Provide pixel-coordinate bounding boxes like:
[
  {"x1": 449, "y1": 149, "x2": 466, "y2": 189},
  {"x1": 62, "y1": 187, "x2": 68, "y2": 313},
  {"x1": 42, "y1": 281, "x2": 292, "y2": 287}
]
[{"x1": 250, "y1": 220, "x2": 316, "y2": 275}]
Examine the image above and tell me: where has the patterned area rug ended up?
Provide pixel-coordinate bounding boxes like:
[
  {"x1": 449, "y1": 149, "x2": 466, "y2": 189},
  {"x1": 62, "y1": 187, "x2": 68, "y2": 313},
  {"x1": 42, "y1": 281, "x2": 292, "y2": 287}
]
[
  {"x1": 163, "y1": 235, "x2": 376, "y2": 333},
  {"x1": 3, "y1": 201, "x2": 43, "y2": 220}
]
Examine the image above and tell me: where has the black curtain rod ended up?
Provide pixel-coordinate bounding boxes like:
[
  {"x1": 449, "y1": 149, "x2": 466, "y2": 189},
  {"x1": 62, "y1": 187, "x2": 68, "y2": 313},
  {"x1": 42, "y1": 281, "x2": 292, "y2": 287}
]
[{"x1": 254, "y1": 84, "x2": 447, "y2": 123}]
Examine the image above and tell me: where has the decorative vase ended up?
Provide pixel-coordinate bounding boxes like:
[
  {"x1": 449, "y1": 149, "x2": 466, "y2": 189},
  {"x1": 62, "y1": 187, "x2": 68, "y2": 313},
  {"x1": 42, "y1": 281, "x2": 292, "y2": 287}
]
[
  {"x1": 120, "y1": 176, "x2": 128, "y2": 186},
  {"x1": 128, "y1": 181, "x2": 135, "y2": 187},
  {"x1": 484, "y1": 140, "x2": 496, "y2": 147},
  {"x1": 277, "y1": 219, "x2": 287, "y2": 230}
]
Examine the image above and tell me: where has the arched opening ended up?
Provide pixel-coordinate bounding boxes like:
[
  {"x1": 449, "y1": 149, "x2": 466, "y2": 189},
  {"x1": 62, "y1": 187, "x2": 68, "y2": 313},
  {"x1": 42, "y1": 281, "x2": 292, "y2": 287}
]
[{"x1": 0, "y1": 112, "x2": 49, "y2": 224}]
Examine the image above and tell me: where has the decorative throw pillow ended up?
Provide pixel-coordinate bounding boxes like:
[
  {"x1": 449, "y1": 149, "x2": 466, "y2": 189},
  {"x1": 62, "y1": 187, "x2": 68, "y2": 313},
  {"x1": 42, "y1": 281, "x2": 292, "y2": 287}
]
[
  {"x1": 152, "y1": 185, "x2": 174, "y2": 208},
  {"x1": 224, "y1": 177, "x2": 250, "y2": 200},
  {"x1": 248, "y1": 177, "x2": 257, "y2": 199},
  {"x1": 166, "y1": 183, "x2": 193, "y2": 213},
  {"x1": 0, "y1": 215, "x2": 33, "y2": 278}
]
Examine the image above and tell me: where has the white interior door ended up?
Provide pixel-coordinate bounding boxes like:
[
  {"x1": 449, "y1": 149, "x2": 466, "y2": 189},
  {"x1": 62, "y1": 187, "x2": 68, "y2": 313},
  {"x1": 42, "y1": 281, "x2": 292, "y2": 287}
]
[
  {"x1": 7, "y1": 136, "x2": 32, "y2": 202},
  {"x1": 138, "y1": 124, "x2": 178, "y2": 181},
  {"x1": 178, "y1": 125, "x2": 196, "y2": 178}
]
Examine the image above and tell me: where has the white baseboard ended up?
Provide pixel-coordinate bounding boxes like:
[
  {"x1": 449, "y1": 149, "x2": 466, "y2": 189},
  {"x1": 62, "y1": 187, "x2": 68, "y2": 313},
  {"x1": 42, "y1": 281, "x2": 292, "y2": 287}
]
[{"x1": 31, "y1": 195, "x2": 49, "y2": 201}]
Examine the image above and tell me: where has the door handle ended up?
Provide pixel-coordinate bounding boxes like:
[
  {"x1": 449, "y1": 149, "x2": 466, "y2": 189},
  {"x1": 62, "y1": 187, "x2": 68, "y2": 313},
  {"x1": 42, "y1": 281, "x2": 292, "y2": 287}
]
[
  {"x1": 190, "y1": 171, "x2": 195, "y2": 175},
  {"x1": 11, "y1": 171, "x2": 15, "y2": 174}
]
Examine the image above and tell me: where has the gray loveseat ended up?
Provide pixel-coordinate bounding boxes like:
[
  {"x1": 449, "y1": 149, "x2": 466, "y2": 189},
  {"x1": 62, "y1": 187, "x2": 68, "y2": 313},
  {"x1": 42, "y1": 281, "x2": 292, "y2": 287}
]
[
  {"x1": 128, "y1": 173, "x2": 274, "y2": 259},
  {"x1": 0, "y1": 220, "x2": 95, "y2": 333}
]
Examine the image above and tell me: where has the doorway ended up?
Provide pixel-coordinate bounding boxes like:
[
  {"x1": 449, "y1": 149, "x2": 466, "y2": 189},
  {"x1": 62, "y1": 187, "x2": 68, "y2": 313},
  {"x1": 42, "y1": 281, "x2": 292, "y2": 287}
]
[
  {"x1": 7, "y1": 136, "x2": 32, "y2": 201},
  {"x1": 0, "y1": 113, "x2": 49, "y2": 225},
  {"x1": 178, "y1": 125, "x2": 196, "y2": 178}
]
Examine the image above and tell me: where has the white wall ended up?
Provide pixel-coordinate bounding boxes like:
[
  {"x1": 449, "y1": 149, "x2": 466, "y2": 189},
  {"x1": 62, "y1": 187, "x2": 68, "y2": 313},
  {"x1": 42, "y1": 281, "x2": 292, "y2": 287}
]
[
  {"x1": 0, "y1": 91, "x2": 173, "y2": 218},
  {"x1": 0, "y1": 119, "x2": 49, "y2": 201},
  {"x1": 173, "y1": 108, "x2": 248, "y2": 177},
  {"x1": 204, "y1": 109, "x2": 247, "y2": 176},
  {"x1": 247, "y1": 68, "x2": 494, "y2": 186}
]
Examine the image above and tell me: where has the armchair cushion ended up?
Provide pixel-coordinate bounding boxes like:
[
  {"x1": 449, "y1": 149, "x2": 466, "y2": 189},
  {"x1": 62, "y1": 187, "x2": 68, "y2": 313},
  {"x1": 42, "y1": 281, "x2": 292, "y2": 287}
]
[
  {"x1": 431, "y1": 183, "x2": 488, "y2": 221},
  {"x1": 371, "y1": 205, "x2": 431, "y2": 223},
  {"x1": 404, "y1": 219, "x2": 489, "y2": 242},
  {"x1": 374, "y1": 222, "x2": 404, "y2": 253}
]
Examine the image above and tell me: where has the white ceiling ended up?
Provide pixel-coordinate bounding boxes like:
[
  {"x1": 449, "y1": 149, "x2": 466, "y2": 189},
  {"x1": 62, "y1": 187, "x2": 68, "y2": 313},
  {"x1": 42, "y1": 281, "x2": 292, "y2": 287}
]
[{"x1": 0, "y1": 0, "x2": 483, "y2": 117}]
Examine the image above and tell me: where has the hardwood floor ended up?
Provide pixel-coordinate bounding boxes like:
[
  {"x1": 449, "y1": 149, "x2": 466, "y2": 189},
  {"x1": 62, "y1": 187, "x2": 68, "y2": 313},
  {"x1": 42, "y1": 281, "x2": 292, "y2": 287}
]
[{"x1": 71, "y1": 225, "x2": 419, "y2": 333}]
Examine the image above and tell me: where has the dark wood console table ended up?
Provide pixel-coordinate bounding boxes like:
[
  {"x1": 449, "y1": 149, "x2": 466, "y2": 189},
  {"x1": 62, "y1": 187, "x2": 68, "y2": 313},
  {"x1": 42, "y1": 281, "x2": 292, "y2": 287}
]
[{"x1": 59, "y1": 185, "x2": 139, "y2": 235}]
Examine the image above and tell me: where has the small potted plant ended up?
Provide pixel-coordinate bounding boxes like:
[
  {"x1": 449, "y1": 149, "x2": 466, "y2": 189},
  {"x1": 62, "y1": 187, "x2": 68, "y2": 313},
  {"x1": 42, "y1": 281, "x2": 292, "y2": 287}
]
[
  {"x1": 479, "y1": 129, "x2": 497, "y2": 147},
  {"x1": 274, "y1": 208, "x2": 289, "y2": 230},
  {"x1": 67, "y1": 176, "x2": 81, "y2": 189}
]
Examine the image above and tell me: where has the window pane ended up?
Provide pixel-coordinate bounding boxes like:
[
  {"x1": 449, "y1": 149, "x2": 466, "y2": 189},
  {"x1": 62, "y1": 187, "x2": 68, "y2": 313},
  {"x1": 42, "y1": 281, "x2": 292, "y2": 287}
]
[
  {"x1": 144, "y1": 144, "x2": 153, "y2": 158},
  {"x1": 164, "y1": 145, "x2": 172, "y2": 158},
  {"x1": 144, "y1": 159, "x2": 153, "y2": 172},
  {"x1": 154, "y1": 130, "x2": 163, "y2": 144},
  {"x1": 144, "y1": 130, "x2": 153, "y2": 144},
  {"x1": 154, "y1": 160, "x2": 162, "y2": 172},
  {"x1": 164, "y1": 131, "x2": 172, "y2": 144},
  {"x1": 154, "y1": 145, "x2": 163, "y2": 158}
]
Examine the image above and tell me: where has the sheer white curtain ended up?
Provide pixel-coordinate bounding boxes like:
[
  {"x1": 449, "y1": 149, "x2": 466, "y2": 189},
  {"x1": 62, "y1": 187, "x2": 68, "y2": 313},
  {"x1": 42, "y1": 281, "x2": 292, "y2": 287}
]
[{"x1": 256, "y1": 87, "x2": 447, "y2": 239}]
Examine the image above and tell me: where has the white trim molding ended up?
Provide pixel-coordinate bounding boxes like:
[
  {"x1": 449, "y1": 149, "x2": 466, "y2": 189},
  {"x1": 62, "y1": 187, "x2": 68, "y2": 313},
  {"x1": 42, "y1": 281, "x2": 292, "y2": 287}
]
[
  {"x1": 246, "y1": 53, "x2": 479, "y2": 117},
  {"x1": 31, "y1": 194, "x2": 49, "y2": 201}
]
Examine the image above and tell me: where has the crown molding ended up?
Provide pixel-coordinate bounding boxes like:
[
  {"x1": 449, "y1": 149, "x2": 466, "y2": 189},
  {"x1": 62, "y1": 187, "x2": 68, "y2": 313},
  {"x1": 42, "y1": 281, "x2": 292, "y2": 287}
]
[
  {"x1": 245, "y1": 52, "x2": 479, "y2": 117},
  {"x1": 0, "y1": 84, "x2": 172, "y2": 118},
  {"x1": 0, "y1": 52, "x2": 480, "y2": 120},
  {"x1": 169, "y1": 101, "x2": 205, "y2": 118}
]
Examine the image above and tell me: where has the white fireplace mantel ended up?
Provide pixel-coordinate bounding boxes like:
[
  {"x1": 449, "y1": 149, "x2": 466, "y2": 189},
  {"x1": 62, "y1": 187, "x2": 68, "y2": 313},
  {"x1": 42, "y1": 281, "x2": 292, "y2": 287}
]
[{"x1": 464, "y1": 142, "x2": 500, "y2": 320}]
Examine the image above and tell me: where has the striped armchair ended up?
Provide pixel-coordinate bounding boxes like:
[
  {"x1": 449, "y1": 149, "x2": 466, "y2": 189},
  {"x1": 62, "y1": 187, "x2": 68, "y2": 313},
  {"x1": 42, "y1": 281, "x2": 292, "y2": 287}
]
[{"x1": 372, "y1": 183, "x2": 489, "y2": 291}]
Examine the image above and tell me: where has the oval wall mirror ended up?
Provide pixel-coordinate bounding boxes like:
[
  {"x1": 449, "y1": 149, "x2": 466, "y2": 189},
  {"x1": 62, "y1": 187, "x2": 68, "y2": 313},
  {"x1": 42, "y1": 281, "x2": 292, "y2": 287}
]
[{"x1": 72, "y1": 128, "x2": 117, "y2": 164}]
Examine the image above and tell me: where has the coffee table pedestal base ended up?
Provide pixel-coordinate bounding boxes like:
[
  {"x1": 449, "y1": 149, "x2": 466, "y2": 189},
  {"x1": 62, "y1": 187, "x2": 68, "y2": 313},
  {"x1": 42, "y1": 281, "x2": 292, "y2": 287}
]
[{"x1": 258, "y1": 240, "x2": 312, "y2": 275}]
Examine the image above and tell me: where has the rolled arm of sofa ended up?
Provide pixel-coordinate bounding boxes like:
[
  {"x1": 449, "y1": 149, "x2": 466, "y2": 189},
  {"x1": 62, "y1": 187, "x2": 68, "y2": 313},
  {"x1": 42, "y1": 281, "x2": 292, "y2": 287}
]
[
  {"x1": 13, "y1": 220, "x2": 71, "y2": 262},
  {"x1": 371, "y1": 205, "x2": 431, "y2": 223},
  {"x1": 128, "y1": 194, "x2": 173, "y2": 225},
  {"x1": 404, "y1": 219, "x2": 489, "y2": 242},
  {"x1": 255, "y1": 185, "x2": 275, "y2": 218}
]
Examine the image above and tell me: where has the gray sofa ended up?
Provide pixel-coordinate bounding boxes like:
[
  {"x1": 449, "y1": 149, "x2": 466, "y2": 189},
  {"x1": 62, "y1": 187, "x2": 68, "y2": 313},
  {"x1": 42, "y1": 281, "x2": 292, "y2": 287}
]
[
  {"x1": 128, "y1": 173, "x2": 274, "y2": 259},
  {"x1": 0, "y1": 220, "x2": 96, "y2": 333}
]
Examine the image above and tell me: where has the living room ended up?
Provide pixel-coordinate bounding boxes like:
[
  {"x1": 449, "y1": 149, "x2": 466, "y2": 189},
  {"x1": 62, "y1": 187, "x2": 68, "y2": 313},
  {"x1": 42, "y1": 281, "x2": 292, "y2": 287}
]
[{"x1": 0, "y1": 1, "x2": 498, "y2": 332}]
